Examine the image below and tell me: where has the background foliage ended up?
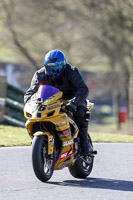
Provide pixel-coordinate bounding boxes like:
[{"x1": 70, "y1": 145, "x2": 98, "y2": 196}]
[{"x1": 0, "y1": 0, "x2": 133, "y2": 133}]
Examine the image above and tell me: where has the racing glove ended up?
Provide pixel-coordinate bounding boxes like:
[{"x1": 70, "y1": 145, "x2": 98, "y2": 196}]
[
  {"x1": 65, "y1": 101, "x2": 77, "y2": 112},
  {"x1": 65, "y1": 96, "x2": 81, "y2": 112}
]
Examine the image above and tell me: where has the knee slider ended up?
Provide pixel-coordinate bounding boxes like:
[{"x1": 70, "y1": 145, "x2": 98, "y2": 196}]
[{"x1": 85, "y1": 110, "x2": 90, "y2": 121}]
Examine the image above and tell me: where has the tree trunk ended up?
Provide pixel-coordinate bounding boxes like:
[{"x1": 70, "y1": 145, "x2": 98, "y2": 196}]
[
  {"x1": 128, "y1": 71, "x2": 133, "y2": 134},
  {"x1": 112, "y1": 85, "x2": 121, "y2": 129}
]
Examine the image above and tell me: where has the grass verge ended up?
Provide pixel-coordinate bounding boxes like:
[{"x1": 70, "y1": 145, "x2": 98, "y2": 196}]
[
  {"x1": 0, "y1": 125, "x2": 133, "y2": 147},
  {"x1": 90, "y1": 133, "x2": 133, "y2": 143},
  {"x1": 0, "y1": 125, "x2": 31, "y2": 147}
]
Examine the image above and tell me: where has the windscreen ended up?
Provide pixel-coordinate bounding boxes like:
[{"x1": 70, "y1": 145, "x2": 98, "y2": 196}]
[{"x1": 36, "y1": 85, "x2": 60, "y2": 102}]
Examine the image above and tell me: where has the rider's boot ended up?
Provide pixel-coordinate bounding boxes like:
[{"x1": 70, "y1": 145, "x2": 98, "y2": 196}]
[{"x1": 79, "y1": 128, "x2": 93, "y2": 156}]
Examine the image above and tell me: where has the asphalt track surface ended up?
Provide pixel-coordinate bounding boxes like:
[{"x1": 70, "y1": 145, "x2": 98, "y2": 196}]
[{"x1": 0, "y1": 143, "x2": 133, "y2": 200}]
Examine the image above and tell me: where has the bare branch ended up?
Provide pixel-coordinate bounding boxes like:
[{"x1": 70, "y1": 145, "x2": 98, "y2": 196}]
[{"x1": 2, "y1": 0, "x2": 39, "y2": 70}]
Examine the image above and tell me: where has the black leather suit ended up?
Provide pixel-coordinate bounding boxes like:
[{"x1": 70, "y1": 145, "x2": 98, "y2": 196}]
[{"x1": 24, "y1": 64, "x2": 89, "y2": 104}]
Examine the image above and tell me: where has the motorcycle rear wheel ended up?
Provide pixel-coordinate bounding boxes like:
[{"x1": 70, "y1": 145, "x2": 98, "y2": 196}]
[
  {"x1": 69, "y1": 134, "x2": 94, "y2": 178},
  {"x1": 32, "y1": 135, "x2": 54, "y2": 182},
  {"x1": 68, "y1": 156, "x2": 93, "y2": 178}
]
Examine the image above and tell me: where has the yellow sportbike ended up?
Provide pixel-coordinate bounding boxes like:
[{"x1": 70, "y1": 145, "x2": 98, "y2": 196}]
[{"x1": 24, "y1": 85, "x2": 97, "y2": 182}]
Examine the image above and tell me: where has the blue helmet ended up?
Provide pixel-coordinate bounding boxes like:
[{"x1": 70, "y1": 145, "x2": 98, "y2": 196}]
[{"x1": 44, "y1": 49, "x2": 66, "y2": 80}]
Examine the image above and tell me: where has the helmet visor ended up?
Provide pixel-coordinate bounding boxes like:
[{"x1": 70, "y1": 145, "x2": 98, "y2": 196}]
[{"x1": 45, "y1": 63, "x2": 63, "y2": 77}]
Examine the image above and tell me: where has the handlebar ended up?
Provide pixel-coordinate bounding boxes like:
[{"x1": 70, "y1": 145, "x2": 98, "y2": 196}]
[
  {"x1": 60, "y1": 102, "x2": 67, "y2": 111},
  {"x1": 60, "y1": 103, "x2": 73, "y2": 118}
]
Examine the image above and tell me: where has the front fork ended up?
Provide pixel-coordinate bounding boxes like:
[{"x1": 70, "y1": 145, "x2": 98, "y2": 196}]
[{"x1": 34, "y1": 131, "x2": 54, "y2": 155}]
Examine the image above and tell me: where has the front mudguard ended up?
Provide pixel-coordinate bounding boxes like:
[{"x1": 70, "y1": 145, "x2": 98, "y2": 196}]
[{"x1": 33, "y1": 131, "x2": 54, "y2": 155}]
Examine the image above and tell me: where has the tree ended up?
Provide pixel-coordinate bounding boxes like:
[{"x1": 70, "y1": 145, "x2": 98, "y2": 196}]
[
  {"x1": 1, "y1": 0, "x2": 103, "y2": 70},
  {"x1": 1, "y1": 0, "x2": 133, "y2": 132},
  {"x1": 85, "y1": 0, "x2": 133, "y2": 132}
]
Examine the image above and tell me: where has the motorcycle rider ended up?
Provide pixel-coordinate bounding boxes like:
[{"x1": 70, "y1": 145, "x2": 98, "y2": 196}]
[{"x1": 24, "y1": 49, "x2": 92, "y2": 156}]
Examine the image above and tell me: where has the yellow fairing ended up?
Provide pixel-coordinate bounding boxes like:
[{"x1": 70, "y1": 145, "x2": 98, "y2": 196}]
[
  {"x1": 24, "y1": 89, "x2": 81, "y2": 170},
  {"x1": 24, "y1": 91, "x2": 63, "y2": 119},
  {"x1": 87, "y1": 100, "x2": 94, "y2": 111}
]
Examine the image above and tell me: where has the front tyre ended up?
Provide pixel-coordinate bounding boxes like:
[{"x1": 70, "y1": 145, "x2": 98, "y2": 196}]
[{"x1": 32, "y1": 135, "x2": 54, "y2": 182}]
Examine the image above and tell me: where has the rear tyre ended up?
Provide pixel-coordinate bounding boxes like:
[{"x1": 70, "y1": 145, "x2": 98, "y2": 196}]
[
  {"x1": 32, "y1": 135, "x2": 54, "y2": 182},
  {"x1": 69, "y1": 156, "x2": 93, "y2": 178},
  {"x1": 69, "y1": 134, "x2": 94, "y2": 178}
]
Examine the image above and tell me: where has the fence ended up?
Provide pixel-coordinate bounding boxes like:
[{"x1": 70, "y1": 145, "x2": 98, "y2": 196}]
[
  {"x1": 0, "y1": 77, "x2": 26, "y2": 127},
  {"x1": 4, "y1": 83, "x2": 26, "y2": 127}
]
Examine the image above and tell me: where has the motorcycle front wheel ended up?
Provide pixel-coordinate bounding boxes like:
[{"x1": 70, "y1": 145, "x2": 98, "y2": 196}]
[{"x1": 32, "y1": 135, "x2": 54, "y2": 182}]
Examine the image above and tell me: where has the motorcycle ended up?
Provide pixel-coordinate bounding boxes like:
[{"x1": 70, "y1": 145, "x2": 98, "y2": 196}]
[{"x1": 24, "y1": 85, "x2": 97, "y2": 182}]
